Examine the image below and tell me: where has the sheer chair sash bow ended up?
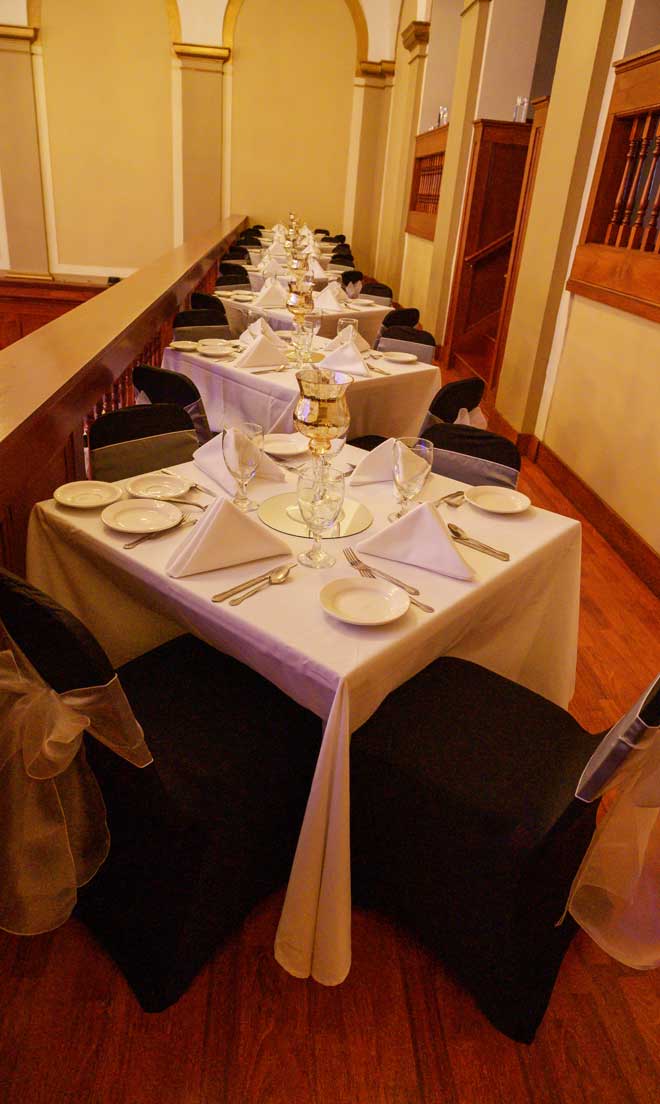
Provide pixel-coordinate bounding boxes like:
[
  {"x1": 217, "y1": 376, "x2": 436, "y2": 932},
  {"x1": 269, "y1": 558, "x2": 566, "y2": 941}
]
[{"x1": 0, "y1": 645, "x2": 152, "y2": 935}]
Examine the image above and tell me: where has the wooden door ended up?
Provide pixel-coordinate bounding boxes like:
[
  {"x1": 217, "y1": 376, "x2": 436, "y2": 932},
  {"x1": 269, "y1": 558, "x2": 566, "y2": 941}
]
[{"x1": 442, "y1": 120, "x2": 531, "y2": 381}]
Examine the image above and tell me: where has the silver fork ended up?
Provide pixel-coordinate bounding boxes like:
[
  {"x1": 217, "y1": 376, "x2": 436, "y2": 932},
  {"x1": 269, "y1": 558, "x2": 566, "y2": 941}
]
[
  {"x1": 343, "y1": 548, "x2": 434, "y2": 612},
  {"x1": 123, "y1": 512, "x2": 196, "y2": 549}
]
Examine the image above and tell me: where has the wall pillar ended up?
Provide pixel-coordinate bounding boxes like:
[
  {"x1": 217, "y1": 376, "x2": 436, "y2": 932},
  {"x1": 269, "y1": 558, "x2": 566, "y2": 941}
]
[
  {"x1": 496, "y1": 0, "x2": 623, "y2": 433},
  {"x1": 374, "y1": 13, "x2": 429, "y2": 294},
  {"x1": 424, "y1": 0, "x2": 491, "y2": 344},
  {"x1": 0, "y1": 23, "x2": 50, "y2": 276},
  {"x1": 343, "y1": 63, "x2": 394, "y2": 275},
  {"x1": 173, "y1": 43, "x2": 227, "y2": 239}
]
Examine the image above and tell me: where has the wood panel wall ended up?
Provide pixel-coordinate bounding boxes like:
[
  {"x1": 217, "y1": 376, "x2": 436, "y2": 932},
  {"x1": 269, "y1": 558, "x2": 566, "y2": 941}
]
[{"x1": 0, "y1": 279, "x2": 105, "y2": 350}]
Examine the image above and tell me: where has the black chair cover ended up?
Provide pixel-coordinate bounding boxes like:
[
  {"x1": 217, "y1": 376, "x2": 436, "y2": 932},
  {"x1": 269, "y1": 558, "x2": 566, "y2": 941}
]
[
  {"x1": 362, "y1": 281, "x2": 394, "y2": 299},
  {"x1": 425, "y1": 422, "x2": 521, "y2": 471},
  {"x1": 88, "y1": 404, "x2": 194, "y2": 450},
  {"x1": 429, "y1": 378, "x2": 485, "y2": 422},
  {"x1": 382, "y1": 308, "x2": 420, "y2": 329},
  {"x1": 174, "y1": 308, "x2": 228, "y2": 329},
  {"x1": 190, "y1": 292, "x2": 225, "y2": 314},
  {"x1": 341, "y1": 270, "x2": 363, "y2": 286}
]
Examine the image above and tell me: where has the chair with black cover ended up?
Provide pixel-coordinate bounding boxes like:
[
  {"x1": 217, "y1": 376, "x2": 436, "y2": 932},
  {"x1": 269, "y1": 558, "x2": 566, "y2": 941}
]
[
  {"x1": 341, "y1": 269, "x2": 363, "y2": 298},
  {"x1": 377, "y1": 324, "x2": 436, "y2": 363},
  {"x1": 132, "y1": 364, "x2": 212, "y2": 445},
  {"x1": 346, "y1": 434, "x2": 386, "y2": 451},
  {"x1": 252, "y1": 224, "x2": 265, "y2": 231},
  {"x1": 350, "y1": 657, "x2": 660, "y2": 1041},
  {"x1": 89, "y1": 404, "x2": 199, "y2": 482},
  {"x1": 0, "y1": 568, "x2": 321, "y2": 1012},
  {"x1": 220, "y1": 261, "x2": 248, "y2": 278},
  {"x1": 425, "y1": 422, "x2": 521, "y2": 487},
  {"x1": 428, "y1": 377, "x2": 485, "y2": 424},
  {"x1": 314, "y1": 228, "x2": 329, "y2": 235},
  {"x1": 216, "y1": 272, "x2": 251, "y2": 291},
  {"x1": 173, "y1": 309, "x2": 231, "y2": 341},
  {"x1": 190, "y1": 292, "x2": 226, "y2": 314},
  {"x1": 224, "y1": 246, "x2": 249, "y2": 261},
  {"x1": 361, "y1": 281, "x2": 393, "y2": 306},
  {"x1": 382, "y1": 308, "x2": 420, "y2": 329}
]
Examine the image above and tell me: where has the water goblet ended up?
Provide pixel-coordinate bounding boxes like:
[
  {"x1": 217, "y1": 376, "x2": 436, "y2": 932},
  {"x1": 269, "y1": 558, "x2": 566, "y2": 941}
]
[
  {"x1": 337, "y1": 316, "x2": 359, "y2": 345},
  {"x1": 389, "y1": 437, "x2": 433, "y2": 521},
  {"x1": 297, "y1": 465, "x2": 345, "y2": 568},
  {"x1": 221, "y1": 421, "x2": 264, "y2": 512}
]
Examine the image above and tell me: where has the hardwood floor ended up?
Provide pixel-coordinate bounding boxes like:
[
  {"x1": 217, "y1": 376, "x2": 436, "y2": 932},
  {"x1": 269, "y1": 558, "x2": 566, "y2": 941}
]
[{"x1": 1, "y1": 457, "x2": 659, "y2": 1104}]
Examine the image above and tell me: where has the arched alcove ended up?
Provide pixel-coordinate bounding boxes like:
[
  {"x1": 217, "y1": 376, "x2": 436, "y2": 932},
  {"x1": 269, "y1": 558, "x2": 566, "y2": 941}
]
[
  {"x1": 229, "y1": 0, "x2": 356, "y2": 228},
  {"x1": 223, "y1": 0, "x2": 368, "y2": 71}
]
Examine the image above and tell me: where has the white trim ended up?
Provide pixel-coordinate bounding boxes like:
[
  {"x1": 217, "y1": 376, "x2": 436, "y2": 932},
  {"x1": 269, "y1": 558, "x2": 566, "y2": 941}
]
[
  {"x1": 342, "y1": 79, "x2": 365, "y2": 240},
  {"x1": 171, "y1": 56, "x2": 184, "y2": 246},
  {"x1": 50, "y1": 263, "x2": 137, "y2": 278},
  {"x1": 31, "y1": 43, "x2": 59, "y2": 271},
  {"x1": 0, "y1": 166, "x2": 10, "y2": 270},
  {"x1": 221, "y1": 63, "x2": 232, "y2": 218}
]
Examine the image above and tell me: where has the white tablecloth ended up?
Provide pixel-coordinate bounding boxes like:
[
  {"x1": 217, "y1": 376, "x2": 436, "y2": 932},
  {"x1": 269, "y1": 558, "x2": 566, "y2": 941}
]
[
  {"x1": 217, "y1": 293, "x2": 390, "y2": 346},
  {"x1": 162, "y1": 346, "x2": 439, "y2": 439},
  {"x1": 27, "y1": 451, "x2": 581, "y2": 986}
]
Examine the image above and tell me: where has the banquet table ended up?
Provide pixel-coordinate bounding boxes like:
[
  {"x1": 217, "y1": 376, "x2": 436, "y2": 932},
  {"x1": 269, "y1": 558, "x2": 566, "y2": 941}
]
[
  {"x1": 217, "y1": 292, "x2": 391, "y2": 345},
  {"x1": 27, "y1": 449, "x2": 581, "y2": 986},
  {"x1": 161, "y1": 343, "x2": 439, "y2": 438}
]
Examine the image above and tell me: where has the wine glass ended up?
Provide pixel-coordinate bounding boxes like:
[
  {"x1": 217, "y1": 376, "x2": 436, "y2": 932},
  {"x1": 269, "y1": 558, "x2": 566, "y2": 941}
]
[
  {"x1": 221, "y1": 422, "x2": 264, "y2": 512},
  {"x1": 297, "y1": 466, "x2": 345, "y2": 568},
  {"x1": 389, "y1": 437, "x2": 433, "y2": 521},
  {"x1": 337, "y1": 316, "x2": 358, "y2": 345}
]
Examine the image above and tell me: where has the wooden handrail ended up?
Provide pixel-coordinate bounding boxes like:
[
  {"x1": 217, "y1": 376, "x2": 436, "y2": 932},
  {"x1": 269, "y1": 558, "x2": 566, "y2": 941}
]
[
  {"x1": 0, "y1": 215, "x2": 247, "y2": 572},
  {"x1": 464, "y1": 230, "x2": 514, "y2": 267}
]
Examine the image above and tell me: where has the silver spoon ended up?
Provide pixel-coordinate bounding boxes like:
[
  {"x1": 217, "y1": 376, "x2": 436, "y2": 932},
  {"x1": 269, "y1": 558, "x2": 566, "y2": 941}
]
[
  {"x1": 229, "y1": 564, "x2": 294, "y2": 605},
  {"x1": 447, "y1": 523, "x2": 510, "y2": 561}
]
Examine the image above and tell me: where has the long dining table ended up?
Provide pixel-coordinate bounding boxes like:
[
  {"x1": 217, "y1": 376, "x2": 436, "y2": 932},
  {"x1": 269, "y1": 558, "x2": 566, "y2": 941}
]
[
  {"x1": 27, "y1": 447, "x2": 581, "y2": 986},
  {"x1": 161, "y1": 341, "x2": 439, "y2": 438},
  {"x1": 217, "y1": 292, "x2": 391, "y2": 345}
]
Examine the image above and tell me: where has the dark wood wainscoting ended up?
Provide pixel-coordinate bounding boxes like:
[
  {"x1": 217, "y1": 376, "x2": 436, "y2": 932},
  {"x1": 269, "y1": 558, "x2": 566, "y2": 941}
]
[{"x1": 0, "y1": 278, "x2": 105, "y2": 350}]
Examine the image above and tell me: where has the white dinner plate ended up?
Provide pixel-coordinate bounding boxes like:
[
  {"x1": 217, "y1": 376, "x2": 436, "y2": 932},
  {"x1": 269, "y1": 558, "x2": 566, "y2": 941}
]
[
  {"x1": 464, "y1": 486, "x2": 531, "y2": 514},
  {"x1": 320, "y1": 577, "x2": 410, "y2": 626},
  {"x1": 232, "y1": 292, "x2": 255, "y2": 302},
  {"x1": 197, "y1": 340, "x2": 233, "y2": 357},
  {"x1": 54, "y1": 481, "x2": 122, "y2": 509},
  {"x1": 125, "y1": 472, "x2": 191, "y2": 500},
  {"x1": 101, "y1": 499, "x2": 182, "y2": 534},
  {"x1": 380, "y1": 351, "x2": 418, "y2": 364},
  {"x1": 263, "y1": 433, "x2": 310, "y2": 457},
  {"x1": 169, "y1": 340, "x2": 198, "y2": 352},
  {"x1": 354, "y1": 297, "x2": 375, "y2": 305}
]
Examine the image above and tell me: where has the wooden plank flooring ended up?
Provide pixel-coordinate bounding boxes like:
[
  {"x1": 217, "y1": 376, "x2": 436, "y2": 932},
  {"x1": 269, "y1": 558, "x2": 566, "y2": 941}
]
[{"x1": 1, "y1": 456, "x2": 659, "y2": 1104}]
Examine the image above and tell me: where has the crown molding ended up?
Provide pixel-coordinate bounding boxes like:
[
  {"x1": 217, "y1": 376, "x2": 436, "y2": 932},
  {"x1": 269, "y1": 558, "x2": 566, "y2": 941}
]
[
  {"x1": 358, "y1": 58, "x2": 396, "y2": 78},
  {"x1": 173, "y1": 42, "x2": 230, "y2": 62},
  {"x1": 0, "y1": 24, "x2": 37, "y2": 42},
  {"x1": 401, "y1": 21, "x2": 430, "y2": 52}
]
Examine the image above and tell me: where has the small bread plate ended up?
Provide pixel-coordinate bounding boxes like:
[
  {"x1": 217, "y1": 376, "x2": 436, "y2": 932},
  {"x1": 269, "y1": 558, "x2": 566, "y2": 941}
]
[
  {"x1": 232, "y1": 291, "x2": 255, "y2": 302},
  {"x1": 380, "y1": 351, "x2": 418, "y2": 364},
  {"x1": 197, "y1": 339, "x2": 234, "y2": 358},
  {"x1": 320, "y1": 577, "x2": 410, "y2": 626},
  {"x1": 54, "y1": 481, "x2": 122, "y2": 509},
  {"x1": 169, "y1": 340, "x2": 198, "y2": 352},
  {"x1": 101, "y1": 498, "x2": 182, "y2": 534},
  {"x1": 464, "y1": 486, "x2": 531, "y2": 514},
  {"x1": 263, "y1": 432, "x2": 310, "y2": 457},
  {"x1": 354, "y1": 297, "x2": 375, "y2": 305},
  {"x1": 125, "y1": 472, "x2": 192, "y2": 500}
]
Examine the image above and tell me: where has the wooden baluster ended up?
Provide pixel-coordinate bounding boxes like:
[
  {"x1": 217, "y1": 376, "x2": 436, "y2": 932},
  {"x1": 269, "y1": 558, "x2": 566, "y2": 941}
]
[
  {"x1": 615, "y1": 113, "x2": 653, "y2": 247},
  {"x1": 112, "y1": 379, "x2": 121, "y2": 410},
  {"x1": 629, "y1": 119, "x2": 660, "y2": 249},
  {"x1": 639, "y1": 122, "x2": 660, "y2": 252},
  {"x1": 605, "y1": 116, "x2": 641, "y2": 245}
]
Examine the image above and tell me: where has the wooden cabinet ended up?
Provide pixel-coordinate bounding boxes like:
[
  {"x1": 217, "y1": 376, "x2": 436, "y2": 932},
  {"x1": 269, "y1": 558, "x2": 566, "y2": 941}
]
[
  {"x1": 442, "y1": 120, "x2": 531, "y2": 381},
  {"x1": 0, "y1": 279, "x2": 104, "y2": 351}
]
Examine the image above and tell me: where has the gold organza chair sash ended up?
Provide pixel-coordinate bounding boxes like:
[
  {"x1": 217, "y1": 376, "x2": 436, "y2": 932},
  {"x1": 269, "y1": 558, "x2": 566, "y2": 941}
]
[
  {"x1": 0, "y1": 644, "x2": 152, "y2": 935},
  {"x1": 564, "y1": 677, "x2": 660, "y2": 969}
]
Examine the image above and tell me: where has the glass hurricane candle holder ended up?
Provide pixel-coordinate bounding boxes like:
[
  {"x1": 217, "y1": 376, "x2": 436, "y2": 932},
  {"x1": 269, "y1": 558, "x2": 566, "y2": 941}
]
[{"x1": 293, "y1": 368, "x2": 352, "y2": 467}]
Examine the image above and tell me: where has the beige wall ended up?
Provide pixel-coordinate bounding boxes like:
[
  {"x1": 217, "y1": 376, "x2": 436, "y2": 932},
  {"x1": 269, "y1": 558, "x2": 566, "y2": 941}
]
[
  {"x1": 229, "y1": 0, "x2": 355, "y2": 230},
  {"x1": 348, "y1": 78, "x2": 392, "y2": 275},
  {"x1": 545, "y1": 298, "x2": 660, "y2": 553},
  {"x1": 418, "y1": 0, "x2": 462, "y2": 131},
  {"x1": 0, "y1": 36, "x2": 49, "y2": 273},
  {"x1": 181, "y1": 55, "x2": 223, "y2": 239},
  {"x1": 399, "y1": 233, "x2": 433, "y2": 321},
  {"x1": 40, "y1": 0, "x2": 174, "y2": 271}
]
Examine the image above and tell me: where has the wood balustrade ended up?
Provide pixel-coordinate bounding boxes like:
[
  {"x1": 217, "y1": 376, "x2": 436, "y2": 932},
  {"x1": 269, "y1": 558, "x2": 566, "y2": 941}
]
[
  {"x1": 0, "y1": 215, "x2": 246, "y2": 574},
  {"x1": 406, "y1": 125, "x2": 449, "y2": 240},
  {"x1": 568, "y1": 45, "x2": 660, "y2": 322}
]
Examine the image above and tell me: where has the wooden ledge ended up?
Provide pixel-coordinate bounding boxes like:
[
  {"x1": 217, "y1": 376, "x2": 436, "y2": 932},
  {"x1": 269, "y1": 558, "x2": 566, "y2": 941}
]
[{"x1": 401, "y1": 21, "x2": 430, "y2": 51}]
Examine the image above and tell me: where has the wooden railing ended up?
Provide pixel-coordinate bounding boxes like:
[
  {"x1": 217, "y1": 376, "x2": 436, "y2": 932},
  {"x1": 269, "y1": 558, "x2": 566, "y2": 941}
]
[
  {"x1": 406, "y1": 125, "x2": 449, "y2": 240},
  {"x1": 568, "y1": 45, "x2": 660, "y2": 322},
  {"x1": 0, "y1": 215, "x2": 246, "y2": 574}
]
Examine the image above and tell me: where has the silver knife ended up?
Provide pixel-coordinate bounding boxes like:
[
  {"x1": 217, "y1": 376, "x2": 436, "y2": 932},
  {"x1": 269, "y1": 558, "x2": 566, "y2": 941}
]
[
  {"x1": 451, "y1": 536, "x2": 510, "y2": 561},
  {"x1": 211, "y1": 562, "x2": 297, "y2": 603}
]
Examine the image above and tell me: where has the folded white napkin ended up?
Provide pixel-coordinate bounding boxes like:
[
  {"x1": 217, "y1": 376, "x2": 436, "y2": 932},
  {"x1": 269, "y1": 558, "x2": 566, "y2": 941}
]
[
  {"x1": 193, "y1": 434, "x2": 286, "y2": 495},
  {"x1": 232, "y1": 333, "x2": 286, "y2": 371},
  {"x1": 261, "y1": 256, "x2": 287, "y2": 277},
  {"x1": 325, "y1": 328, "x2": 370, "y2": 353},
  {"x1": 309, "y1": 257, "x2": 326, "y2": 278},
  {"x1": 165, "y1": 497, "x2": 291, "y2": 578},
  {"x1": 345, "y1": 280, "x2": 363, "y2": 299},
  {"x1": 318, "y1": 340, "x2": 370, "y2": 377},
  {"x1": 349, "y1": 438, "x2": 396, "y2": 485},
  {"x1": 455, "y1": 405, "x2": 488, "y2": 429},
  {"x1": 356, "y1": 503, "x2": 474, "y2": 580},
  {"x1": 239, "y1": 317, "x2": 288, "y2": 348},
  {"x1": 252, "y1": 278, "x2": 288, "y2": 308},
  {"x1": 314, "y1": 282, "x2": 348, "y2": 311}
]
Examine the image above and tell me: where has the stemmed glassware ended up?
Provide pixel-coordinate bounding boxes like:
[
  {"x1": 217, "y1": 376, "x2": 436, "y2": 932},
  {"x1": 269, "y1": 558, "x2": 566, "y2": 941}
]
[
  {"x1": 389, "y1": 437, "x2": 433, "y2": 521},
  {"x1": 221, "y1": 422, "x2": 264, "y2": 512},
  {"x1": 296, "y1": 465, "x2": 345, "y2": 568},
  {"x1": 336, "y1": 317, "x2": 359, "y2": 344}
]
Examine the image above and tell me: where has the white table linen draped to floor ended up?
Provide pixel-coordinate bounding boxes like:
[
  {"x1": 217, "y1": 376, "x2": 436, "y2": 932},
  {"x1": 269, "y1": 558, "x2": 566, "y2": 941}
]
[
  {"x1": 217, "y1": 294, "x2": 390, "y2": 345},
  {"x1": 161, "y1": 347, "x2": 439, "y2": 438},
  {"x1": 27, "y1": 449, "x2": 581, "y2": 986}
]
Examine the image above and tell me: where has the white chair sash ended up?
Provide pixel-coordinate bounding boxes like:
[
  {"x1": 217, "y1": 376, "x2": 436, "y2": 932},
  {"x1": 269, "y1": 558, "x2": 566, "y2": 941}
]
[
  {"x1": 564, "y1": 675, "x2": 660, "y2": 968},
  {"x1": 0, "y1": 640, "x2": 152, "y2": 935},
  {"x1": 430, "y1": 447, "x2": 519, "y2": 489}
]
